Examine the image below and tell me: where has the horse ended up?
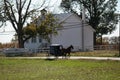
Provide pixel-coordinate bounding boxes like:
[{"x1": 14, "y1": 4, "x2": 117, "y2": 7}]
[{"x1": 61, "y1": 45, "x2": 74, "y2": 57}]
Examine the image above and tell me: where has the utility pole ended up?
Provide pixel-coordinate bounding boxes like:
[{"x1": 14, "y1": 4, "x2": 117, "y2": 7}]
[
  {"x1": 117, "y1": 12, "x2": 120, "y2": 57},
  {"x1": 116, "y1": 12, "x2": 120, "y2": 57},
  {"x1": 82, "y1": 5, "x2": 85, "y2": 51}
]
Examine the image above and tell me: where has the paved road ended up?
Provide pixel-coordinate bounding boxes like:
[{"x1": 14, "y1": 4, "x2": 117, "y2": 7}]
[{"x1": 6, "y1": 56, "x2": 120, "y2": 61}]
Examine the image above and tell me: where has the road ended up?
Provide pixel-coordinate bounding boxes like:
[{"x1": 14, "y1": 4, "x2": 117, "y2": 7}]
[{"x1": 5, "y1": 56, "x2": 120, "y2": 61}]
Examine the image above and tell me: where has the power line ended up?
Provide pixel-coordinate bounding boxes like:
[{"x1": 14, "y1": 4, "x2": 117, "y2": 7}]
[
  {"x1": 0, "y1": 31, "x2": 15, "y2": 33},
  {"x1": 0, "y1": 34, "x2": 9, "y2": 35},
  {"x1": 57, "y1": 23, "x2": 89, "y2": 30}
]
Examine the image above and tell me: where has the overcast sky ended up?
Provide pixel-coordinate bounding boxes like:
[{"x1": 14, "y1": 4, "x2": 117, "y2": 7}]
[{"x1": 0, "y1": 0, "x2": 119, "y2": 43}]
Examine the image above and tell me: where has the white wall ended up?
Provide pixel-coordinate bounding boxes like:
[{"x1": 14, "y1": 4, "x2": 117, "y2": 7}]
[
  {"x1": 52, "y1": 26, "x2": 82, "y2": 51},
  {"x1": 52, "y1": 14, "x2": 83, "y2": 51},
  {"x1": 84, "y1": 25, "x2": 94, "y2": 51},
  {"x1": 24, "y1": 36, "x2": 48, "y2": 51}
]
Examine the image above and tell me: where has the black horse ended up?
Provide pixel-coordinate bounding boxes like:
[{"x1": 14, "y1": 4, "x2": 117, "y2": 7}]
[{"x1": 61, "y1": 45, "x2": 74, "y2": 57}]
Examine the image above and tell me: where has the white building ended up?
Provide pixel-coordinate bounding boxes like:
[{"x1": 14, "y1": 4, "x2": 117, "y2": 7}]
[{"x1": 24, "y1": 13, "x2": 95, "y2": 52}]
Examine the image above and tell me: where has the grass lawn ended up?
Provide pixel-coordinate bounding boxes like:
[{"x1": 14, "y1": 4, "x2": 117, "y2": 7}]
[
  {"x1": 0, "y1": 58, "x2": 120, "y2": 80},
  {"x1": 71, "y1": 50, "x2": 119, "y2": 57}
]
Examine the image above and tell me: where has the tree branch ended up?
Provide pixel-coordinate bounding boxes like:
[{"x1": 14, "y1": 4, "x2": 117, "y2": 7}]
[
  {"x1": 4, "y1": 0, "x2": 18, "y2": 32},
  {"x1": 21, "y1": 0, "x2": 27, "y2": 9},
  {"x1": 16, "y1": 0, "x2": 19, "y2": 10},
  {"x1": 22, "y1": 0, "x2": 31, "y2": 25}
]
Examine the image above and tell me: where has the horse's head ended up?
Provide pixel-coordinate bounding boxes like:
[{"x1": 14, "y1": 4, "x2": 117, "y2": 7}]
[{"x1": 70, "y1": 45, "x2": 74, "y2": 49}]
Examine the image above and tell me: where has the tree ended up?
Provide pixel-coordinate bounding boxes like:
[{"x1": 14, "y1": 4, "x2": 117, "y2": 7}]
[
  {"x1": 109, "y1": 36, "x2": 119, "y2": 45},
  {"x1": 0, "y1": 0, "x2": 47, "y2": 48},
  {"x1": 60, "y1": 0, "x2": 118, "y2": 45},
  {"x1": 0, "y1": 1, "x2": 6, "y2": 27},
  {"x1": 0, "y1": 43, "x2": 3, "y2": 48},
  {"x1": 37, "y1": 13, "x2": 62, "y2": 43},
  {"x1": 23, "y1": 12, "x2": 62, "y2": 45}
]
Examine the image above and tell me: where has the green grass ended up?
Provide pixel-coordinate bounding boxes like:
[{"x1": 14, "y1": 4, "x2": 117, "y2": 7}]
[
  {"x1": 0, "y1": 58, "x2": 120, "y2": 80},
  {"x1": 71, "y1": 50, "x2": 119, "y2": 57}
]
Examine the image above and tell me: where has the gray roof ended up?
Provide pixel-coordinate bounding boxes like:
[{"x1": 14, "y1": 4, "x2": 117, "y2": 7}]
[{"x1": 54, "y1": 13, "x2": 73, "y2": 23}]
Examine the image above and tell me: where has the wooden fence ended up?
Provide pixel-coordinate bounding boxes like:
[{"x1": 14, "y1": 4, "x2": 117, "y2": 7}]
[{"x1": 94, "y1": 45, "x2": 119, "y2": 50}]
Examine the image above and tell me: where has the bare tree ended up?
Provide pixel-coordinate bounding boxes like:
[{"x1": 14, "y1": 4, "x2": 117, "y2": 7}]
[{"x1": 1, "y1": 0, "x2": 46, "y2": 48}]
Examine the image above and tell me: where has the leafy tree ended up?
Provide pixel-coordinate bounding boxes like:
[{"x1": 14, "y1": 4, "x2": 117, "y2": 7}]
[
  {"x1": 109, "y1": 36, "x2": 119, "y2": 45},
  {"x1": 23, "y1": 23, "x2": 37, "y2": 43},
  {"x1": 23, "y1": 12, "x2": 62, "y2": 45},
  {"x1": 0, "y1": 0, "x2": 47, "y2": 48},
  {"x1": 61, "y1": 0, "x2": 118, "y2": 45},
  {"x1": 37, "y1": 13, "x2": 62, "y2": 43},
  {"x1": 96, "y1": 37, "x2": 109, "y2": 45}
]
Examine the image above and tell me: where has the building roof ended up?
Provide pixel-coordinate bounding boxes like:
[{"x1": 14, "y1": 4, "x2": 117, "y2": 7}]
[
  {"x1": 54, "y1": 13, "x2": 73, "y2": 23},
  {"x1": 55, "y1": 13, "x2": 95, "y2": 32}
]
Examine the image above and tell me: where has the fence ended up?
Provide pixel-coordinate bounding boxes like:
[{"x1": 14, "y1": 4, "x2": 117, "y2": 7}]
[
  {"x1": 29, "y1": 48, "x2": 50, "y2": 53},
  {"x1": 28, "y1": 46, "x2": 80, "y2": 53},
  {"x1": 28, "y1": 45, "x2": 119, "y2": 53},
  {"x1": 94, "y1": 45, "x2": 119, "y2": 50}
]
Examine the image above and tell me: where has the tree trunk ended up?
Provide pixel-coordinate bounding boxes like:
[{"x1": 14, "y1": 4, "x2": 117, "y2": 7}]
[
  {"x1": 100, "y1": 35, "x2": 103, "y2": 45},
  {"x1": 94, "y1": 32, "x2": 97, "y2": 46},
  {"x1": 17, "y1": 26, "x2": 24, "y2": 48},
  {"x1": 18, "y1": 34, "x2": 24, "y2": 48}
]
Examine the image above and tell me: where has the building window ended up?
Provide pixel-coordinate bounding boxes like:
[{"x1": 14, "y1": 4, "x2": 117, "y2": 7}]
[
  {"x1": 31, "y1": 37, "x2": 36, "y2": 43},
  {"x1": 39, "y1": 37, "x2": 42, "y2": 43}
]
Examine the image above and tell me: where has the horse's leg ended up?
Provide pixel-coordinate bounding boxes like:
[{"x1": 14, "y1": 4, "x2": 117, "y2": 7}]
[
  {"x1": 61, "y1": 51, "x2": 64, "y2": 59},
  {"x1": 68, "y1": 52, "x2": 71, "y2": 57},
  {"x1": 62, "y1": 52, "x2": 65, "y2": 59},
  {"x1": 65, "y1": 53, "x2": 67, "y2": 58},
  {"x1": 62, "y1": 53, "x2": 64, "y2": 59},
  {"x1": 55, "y1": 55, "x2": 58, "y2": 59}
]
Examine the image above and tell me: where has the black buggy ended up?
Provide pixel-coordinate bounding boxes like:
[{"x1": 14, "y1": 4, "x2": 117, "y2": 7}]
[{"x1": 49, "y1": 44, "x2": 64, "y2": 57}]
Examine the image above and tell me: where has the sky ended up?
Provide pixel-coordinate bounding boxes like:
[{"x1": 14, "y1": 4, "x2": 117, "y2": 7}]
[{"x1": 0, "y1": 0, "x2": 120, "y2": 43}]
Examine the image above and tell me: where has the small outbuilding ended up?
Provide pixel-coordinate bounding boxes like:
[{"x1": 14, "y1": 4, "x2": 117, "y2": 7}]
[{"x1": 51, "y1": 13, "x2": 95, "y2": 51}]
